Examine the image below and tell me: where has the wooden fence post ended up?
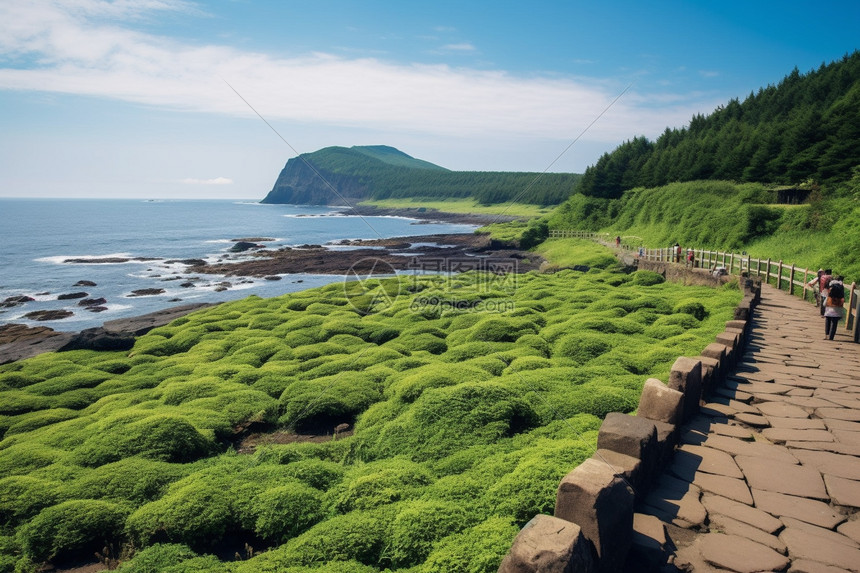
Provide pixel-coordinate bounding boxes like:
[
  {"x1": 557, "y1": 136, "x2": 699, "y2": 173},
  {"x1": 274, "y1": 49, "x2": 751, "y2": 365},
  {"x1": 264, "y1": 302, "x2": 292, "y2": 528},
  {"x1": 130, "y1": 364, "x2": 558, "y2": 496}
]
[
  {"x1": 789, "y1": 264, "x2": 796, "y2": 295},
  {"x1": 847, "y1": 282, "x2": 857, "y2": 333}
]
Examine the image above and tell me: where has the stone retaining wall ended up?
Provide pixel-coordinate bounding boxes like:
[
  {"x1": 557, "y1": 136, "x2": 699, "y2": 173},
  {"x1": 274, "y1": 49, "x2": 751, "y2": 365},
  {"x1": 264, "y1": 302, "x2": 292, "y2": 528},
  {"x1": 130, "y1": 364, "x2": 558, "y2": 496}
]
[{"x1": 497, "y1": 274, "x2": 762, "y2": 573}]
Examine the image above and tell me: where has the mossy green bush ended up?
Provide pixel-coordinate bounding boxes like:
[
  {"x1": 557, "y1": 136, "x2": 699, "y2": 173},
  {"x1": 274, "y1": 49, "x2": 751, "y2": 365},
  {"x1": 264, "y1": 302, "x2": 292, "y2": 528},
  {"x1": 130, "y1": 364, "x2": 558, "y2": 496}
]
[
  {"x1": 326, "y1": 458, "x2": 434, "y2": 513},
  {"x1": 0, "y1": 475, "x2": 67, "y2": 526},
  {"x1": 126, "y1": 477, "x2": 234, "y2": 550},
  {"x1": 420, "y1": 516, "x2": 519, "y2": 573},
  {"x1": 74, "y1": 414, "x2": 212, "y2": 466},
  {"x1": 630, "y1": 270, "x2": 666, "y2": 285},
  {"x1": 18, "y1": 499, "x2": 129, "y2": 562},
  {"x1": 553, "y1": 332, "x2": 613, "y2": 365},
  {"x1": 115, "y1": 543, "x2": 200, "y2": 572},
  {"x1": 385, "y1": 500, "x2": 471, "y2": 568},
  {"x1": 279, "y1": 372, "x2": 383, "y2": 431},
  {"x1": 0, "y1": 268, "x2": 741, "y2": 572},
  {"x1": 251, "y1": 482, "x2": 327, "y2": 543}
]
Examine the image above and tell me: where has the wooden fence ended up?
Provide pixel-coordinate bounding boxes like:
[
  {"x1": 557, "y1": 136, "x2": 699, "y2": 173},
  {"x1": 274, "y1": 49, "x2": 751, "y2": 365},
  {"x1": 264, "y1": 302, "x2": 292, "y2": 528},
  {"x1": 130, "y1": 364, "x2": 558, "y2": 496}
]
[{"x1": 549, "y1": 230, "x2": 860, "y2": 342}]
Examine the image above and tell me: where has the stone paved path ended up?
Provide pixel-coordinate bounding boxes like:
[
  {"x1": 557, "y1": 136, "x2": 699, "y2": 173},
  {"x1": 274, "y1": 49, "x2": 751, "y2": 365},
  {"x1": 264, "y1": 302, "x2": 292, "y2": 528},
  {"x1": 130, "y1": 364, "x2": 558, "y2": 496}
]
[{"x1": 635, "y1": 284, "x2": 860, "y2": 573}]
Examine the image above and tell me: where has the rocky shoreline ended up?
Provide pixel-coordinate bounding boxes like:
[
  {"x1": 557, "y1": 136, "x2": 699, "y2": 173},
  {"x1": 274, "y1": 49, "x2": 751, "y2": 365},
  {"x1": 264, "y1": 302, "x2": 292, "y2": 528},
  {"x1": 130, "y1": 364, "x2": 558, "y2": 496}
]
[
  {"x1": 0, "y1": 303, "x2": 215, "y2": 365},
  {"x1": 0, "y1": 224, "x2": 542, "y2": 364}
]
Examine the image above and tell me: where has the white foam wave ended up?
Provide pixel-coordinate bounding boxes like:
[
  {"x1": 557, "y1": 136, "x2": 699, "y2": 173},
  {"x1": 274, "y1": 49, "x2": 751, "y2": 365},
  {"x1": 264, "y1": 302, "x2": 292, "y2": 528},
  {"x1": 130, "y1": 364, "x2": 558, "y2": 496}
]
[{"x1": 35, "y1": 253, "x2": 137, "y2": 265}]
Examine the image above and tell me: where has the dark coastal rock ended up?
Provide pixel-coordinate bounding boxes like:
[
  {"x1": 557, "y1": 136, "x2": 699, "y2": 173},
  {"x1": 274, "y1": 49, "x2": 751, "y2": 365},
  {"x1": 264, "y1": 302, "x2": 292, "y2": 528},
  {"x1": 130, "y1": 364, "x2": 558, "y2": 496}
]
[
  {"x1": 180, "y1": 282, "x2": 196, "y2": 288},
  {"x1": 87, "y1": 306, "x2": 109, "y2": 313},
  {"x1": 0, "y1": 324, "x2": 75, "y2": 365},
  {"x1": 164, "y1": 258, "x2": 207, "y2": 266},
  {"x1": 78, "y1": 297, "x2": 107, "y2": 307},
  {"x1": 1, "y1": 295, "x2": 35, "y2": 308},
  {"x1": 127, "y1": 288, "x2": 166, "y2": 297},
  {"x1": 231, "y1": 237, "x2": 275, "y2": 242},
  {"x1": 58, "y1": 328, "x2": 135, "y2": 352},
  {"x1": 63, "y1": 256, "x2": 161, "y2": 264},
  {"x1": 57, "y1": 292, "x2": 88, "y2": 300},
  {"x1": 74, "y1": 280, "x2": 97, "y2": 287},
  {"x1": 264, "y1": 275, "x2": 282, "y2": 281},
  {"x1": 24, "y1": 309, "x2": 74, "y2": 321},
  {"x1": 102, "y1": 302, "x2": 216, "y2": 336},
  {"x1": 229, "y1": 241, "x2": 263, "y2": 253}
]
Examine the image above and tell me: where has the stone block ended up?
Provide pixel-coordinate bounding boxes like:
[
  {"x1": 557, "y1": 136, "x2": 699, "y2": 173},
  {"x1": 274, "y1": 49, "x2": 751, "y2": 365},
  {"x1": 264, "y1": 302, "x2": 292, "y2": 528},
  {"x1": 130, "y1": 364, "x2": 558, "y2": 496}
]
[
  {"x1": 593, "y1": 449, "x2": 641, "y2": 493},
  {"x1": 598, "y1": 413, "x2": 659, "y2": 487},
  {"x1": 733, "y1": 299, "x2": 751, "y2": 321},
  {"x1": 701, "y1": 343, "x2": 727, "y2": 363},
  {"x1": 698, "y1": 355, "x2": 721, "y2": 397},
  {"x1": 714, "y1": 332, "x2": 739, "y2": 365},
  {"x1": 637, "y1": 378, "x2": 684, "y2": 425},
  {"x1": 668, "y1": 357, "x2": 703, "y2": 423},
  {"x1": 555, "y1": 457, "x2": 635, "y2": 572},
  {"x1": 498, "y1": 514, "x2": 597, "y2": 573},
  {"x1": 725, "y1": 319, "x2": 747, "y2": 332}
]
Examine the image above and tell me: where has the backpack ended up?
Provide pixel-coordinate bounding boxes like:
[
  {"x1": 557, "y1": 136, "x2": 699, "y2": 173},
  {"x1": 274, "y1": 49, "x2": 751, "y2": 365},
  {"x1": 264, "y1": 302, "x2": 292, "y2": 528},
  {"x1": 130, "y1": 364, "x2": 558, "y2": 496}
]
[{"x1": 829, "y1": 282, "x2": 844, "y2": 299}]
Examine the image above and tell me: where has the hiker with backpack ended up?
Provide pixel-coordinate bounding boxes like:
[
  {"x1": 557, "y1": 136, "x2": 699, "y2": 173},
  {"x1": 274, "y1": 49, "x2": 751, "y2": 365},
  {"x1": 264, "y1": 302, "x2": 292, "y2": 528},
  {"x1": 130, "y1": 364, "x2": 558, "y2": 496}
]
[{"x1": 824, "y1": 275, "x2": 845, "y2": 340}]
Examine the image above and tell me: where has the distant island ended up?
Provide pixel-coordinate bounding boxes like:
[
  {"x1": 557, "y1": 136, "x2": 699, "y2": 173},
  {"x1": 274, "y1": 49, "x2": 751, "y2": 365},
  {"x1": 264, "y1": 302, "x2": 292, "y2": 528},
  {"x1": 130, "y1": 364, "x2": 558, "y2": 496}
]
[{"x1": 260, "y1": 145, "x2": 581, "y2": 207}]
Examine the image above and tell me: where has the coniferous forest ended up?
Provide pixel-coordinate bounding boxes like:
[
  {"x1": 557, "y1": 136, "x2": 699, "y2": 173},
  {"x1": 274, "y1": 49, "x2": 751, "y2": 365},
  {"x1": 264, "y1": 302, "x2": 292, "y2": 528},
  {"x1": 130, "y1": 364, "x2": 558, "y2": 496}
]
[{"x1": 576, "y1": 51, "x2": 860, "y2": 199}]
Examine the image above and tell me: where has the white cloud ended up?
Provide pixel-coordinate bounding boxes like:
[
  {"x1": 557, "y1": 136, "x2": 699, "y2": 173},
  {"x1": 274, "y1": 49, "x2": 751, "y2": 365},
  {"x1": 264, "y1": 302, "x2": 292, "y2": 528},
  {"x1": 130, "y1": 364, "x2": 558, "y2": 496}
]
[
  {"x1": 0, "y1": 0, "x2": 717, "y2": 147},
  {"x1": 440, "y1": 42, "x2": 476, "y2": 52},
  {"x1": 179, "y1": 177, "x2": 233, "y2": 185}
]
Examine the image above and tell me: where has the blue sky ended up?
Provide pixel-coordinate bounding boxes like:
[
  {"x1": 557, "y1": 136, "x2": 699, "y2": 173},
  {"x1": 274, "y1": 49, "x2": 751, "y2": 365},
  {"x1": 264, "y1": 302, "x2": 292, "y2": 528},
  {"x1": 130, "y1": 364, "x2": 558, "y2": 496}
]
[{"x1": 0, "y1": 0, "x2": 857, "y2": 199}]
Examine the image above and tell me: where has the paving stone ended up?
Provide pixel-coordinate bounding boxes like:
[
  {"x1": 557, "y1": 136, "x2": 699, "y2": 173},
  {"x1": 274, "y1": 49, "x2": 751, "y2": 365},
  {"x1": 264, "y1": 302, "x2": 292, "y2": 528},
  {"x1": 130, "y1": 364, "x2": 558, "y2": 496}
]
[
  {"x1": 752, "y1": 489, "x2": 844, "y2": 529},
  {"x1": 824, "y1": 474, "x2": 860, "y2": 508},
  {"x1": 838, "y1": 520, "x2": 860, "y2": 544},
  {"x1": 833, "y1": 428, "x2": 860, "y2": 446},
  {"x1": 699, "y1": 533, "x2": 789, "y2": 573},
  {"x1": 641, "y1": 475, "x2": 706, "y2": 529},
  {"x1": 698, "y1": 434, "x2": 799, "y2": 463},
  {"x1": 692, "y1": 471, "x2": 753, "y2": 504},
  {"x1": 700, "y1": 402, "x2": 737, "y2": 418},
  {"x1": 817, "y1": 407, "x2": 860, "y2": 422},
  {"x1": 732, "y1": 412, "x2": 770, "y2": 427},
  {"x1": 791, "y1": 449, "x2": 860, "y2": 481},
  {"x1": 708, "y1": 513, "x2": 787, "y2": 554},
  {"x1": 672, "y1": 444, "x2": 744, "y2": 479},
  {"x1": 711, "y1": 424, "x2": 754, "y2": 439},
  {"x1": 715, "y1": 386, "x2": 753, "y2": 403},
  {"x1": 786, "y1": 440, "x2": 860, "y2": 456},
  {"x1": 780, "y1": 517, "x2": 860, "y2": 549},
  {"x1": 736, "y1": 455, "x2": 828, "y2": 499},
  {"x1": 766, "y1": 416, "x2": 827, "y2": 429},
  {"x1": 755, "y1": 401, "x2": 811, "y2": 418},
  {"x1": 786, "y1": 396, "x2": 846, "y2": 410},
  {"x1": 788, "y1": 559, "x2": 853, "y2": 573},
  {"x1": 762, "y1": 428, "x2": 836, "y2": 443},
  {"x1": 825, "y1": 418, "x2": 860, "y2": 432},
  {"x1": 701, "y1": 493, "x2": 783, "y2": 534},
  {"x1": 780, "y1": 526, "x2": 860, "y2": 571},
  {"x1": 786, "y1": 388, "x2": 815, "y2": 397}
]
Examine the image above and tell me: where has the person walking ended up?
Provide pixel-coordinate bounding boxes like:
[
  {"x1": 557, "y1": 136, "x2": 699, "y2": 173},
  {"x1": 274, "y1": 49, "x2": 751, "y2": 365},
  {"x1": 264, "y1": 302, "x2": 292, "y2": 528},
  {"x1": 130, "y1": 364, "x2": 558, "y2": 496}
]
[
  {"x1": 807, "y1": 269, "x2": 824, "y2": 307},
  {"x1": 819, "y1": 268, "x2": 833, "y2": 316},
  {"x1": 824, "y1": 275, "x2": 845, "y2": 340}
]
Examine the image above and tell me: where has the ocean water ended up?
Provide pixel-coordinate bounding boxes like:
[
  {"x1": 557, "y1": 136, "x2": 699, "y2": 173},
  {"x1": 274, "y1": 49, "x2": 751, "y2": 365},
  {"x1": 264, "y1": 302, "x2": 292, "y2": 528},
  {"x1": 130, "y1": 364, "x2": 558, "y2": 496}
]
[{"x1": 0, "y1": 199, "x2": 476, "y2": 332}]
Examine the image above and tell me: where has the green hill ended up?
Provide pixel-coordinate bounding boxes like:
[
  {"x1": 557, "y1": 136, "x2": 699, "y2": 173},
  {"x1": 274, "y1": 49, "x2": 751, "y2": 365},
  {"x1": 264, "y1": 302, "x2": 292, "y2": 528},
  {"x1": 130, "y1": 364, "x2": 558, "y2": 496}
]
[
  {"x1": 261, "y1": 146, "x2": 581, "y2": 207},
  {"x1": 575, "y1": 51, "x2": 860, "y2": 199},
  {"x1": 541, "y1": 51, "x2": 860, "y2": 280}
]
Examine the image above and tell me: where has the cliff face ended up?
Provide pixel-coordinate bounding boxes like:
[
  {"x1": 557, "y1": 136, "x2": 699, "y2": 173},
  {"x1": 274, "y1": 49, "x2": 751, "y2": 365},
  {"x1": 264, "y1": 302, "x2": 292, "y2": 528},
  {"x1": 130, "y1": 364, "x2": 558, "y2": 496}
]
[{"x1": 260, "y1": 157, "x2": 369, "y2": 205}]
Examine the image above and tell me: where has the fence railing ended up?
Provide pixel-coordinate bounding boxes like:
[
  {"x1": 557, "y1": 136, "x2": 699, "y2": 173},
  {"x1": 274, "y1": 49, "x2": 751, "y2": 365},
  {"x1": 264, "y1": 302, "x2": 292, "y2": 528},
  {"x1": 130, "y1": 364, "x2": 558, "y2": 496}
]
[{"x1": 549, "y1": 230, "x2": 860, "y2": 342}]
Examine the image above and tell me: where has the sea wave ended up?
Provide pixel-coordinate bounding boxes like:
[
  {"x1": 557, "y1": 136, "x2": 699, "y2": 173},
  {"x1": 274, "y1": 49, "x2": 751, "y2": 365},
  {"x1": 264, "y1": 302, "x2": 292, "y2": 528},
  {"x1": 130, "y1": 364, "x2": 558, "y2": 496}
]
[{"x1": 35, "y1": 253, "x2": 138, "y2": 265}]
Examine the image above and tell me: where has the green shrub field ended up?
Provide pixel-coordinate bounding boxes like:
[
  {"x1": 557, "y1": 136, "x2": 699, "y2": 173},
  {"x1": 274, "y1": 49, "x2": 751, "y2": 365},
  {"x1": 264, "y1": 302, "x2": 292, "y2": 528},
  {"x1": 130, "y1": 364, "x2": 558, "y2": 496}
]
[{"x1": 0, "y1": 265, "x2": 740, "y2": 572}]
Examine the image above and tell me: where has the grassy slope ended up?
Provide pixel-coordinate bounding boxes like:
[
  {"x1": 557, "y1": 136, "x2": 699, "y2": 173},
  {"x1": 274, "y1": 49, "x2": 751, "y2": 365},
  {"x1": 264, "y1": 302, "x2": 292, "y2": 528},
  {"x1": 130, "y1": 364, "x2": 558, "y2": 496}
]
[
  {"x1": 0, "y1": 267, "x2": 740, "y2": 572},
  {"x1": 358, "y1": 198, "x2": 554, "y2": 218},
  {"x1": 548, "y1": 180, "x2": 860, "y2": 282}
]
